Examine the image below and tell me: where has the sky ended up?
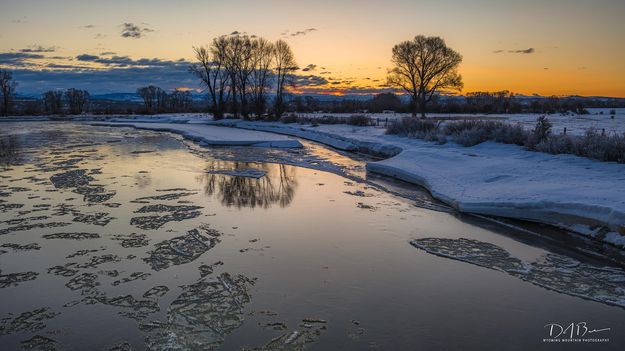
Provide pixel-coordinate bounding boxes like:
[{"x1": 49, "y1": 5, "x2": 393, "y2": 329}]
[{"x1": 1, "y1": 0, "x2": 624, "y2": 97}]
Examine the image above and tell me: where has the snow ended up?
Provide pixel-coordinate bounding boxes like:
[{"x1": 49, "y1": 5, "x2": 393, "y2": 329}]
[
  {"x1": 87, "y1": 121, "x2": 303, "y2": 148},
  {"x1": 205, "y1": 119, "x2": 625, "y2": 247}
]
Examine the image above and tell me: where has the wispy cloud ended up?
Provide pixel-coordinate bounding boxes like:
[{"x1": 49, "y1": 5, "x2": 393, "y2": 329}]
[
  {"x1": 120, "y1": 23, "x2": 154, "y2": 39},
  {"x1": 512, "y1": 48, "x2": 535, "y2": 54},
  {"x1": 75, "y1": 54, "x2": 191, "y2": 68},
  {"x1": 20, "y1": 45, "x2": 58, "y2": 53},
  {"x1": 494, "y1": 48, "x2": 535, "y2": 54},
  {"x1": 289, "y1": 28, "x2": 317, "y2": 37},
  {"x1": 0, "y1": 52, "x2": 45, "y2": 66},
  {"x1": 302, "y1": 64, "x2": 317, "y2": 72}
]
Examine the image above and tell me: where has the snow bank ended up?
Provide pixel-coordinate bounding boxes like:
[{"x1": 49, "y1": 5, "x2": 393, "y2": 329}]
[
  {"x1": 208, "y1": 119, "x2": 625, "y2": 247},
  {"x1": 87, "y1": 121, "x2": 303, "y2": 148}
]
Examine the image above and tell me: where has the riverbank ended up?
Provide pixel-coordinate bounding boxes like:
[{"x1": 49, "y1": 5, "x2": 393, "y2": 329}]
[{"x1": 87, "y1": 121, "x2": 302, "y2": 148}]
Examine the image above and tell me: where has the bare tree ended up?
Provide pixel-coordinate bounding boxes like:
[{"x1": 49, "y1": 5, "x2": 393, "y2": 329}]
[
  {"x1": 250, "y1": 38, "x2": 275, "y2": 118},
  {"x1": 136, "y1": 85, "x2": 164, "y2": 114},
  {"x1": 64, "y1": 88, "x2": 90, "y2": 115},
  {"x1": 156, "y1": 87, "x2": 168, "y2": 113},
  {"x1": 0, "y1": 70, "x2": 17, "y2": 116},
  {"x1": 225, "y1": 35, "x2": 255, "y2": 119},
  {"x1": 387, "y1": 35, "x2": 463, "y2": 118},
  {"x1": 273, "y1": 40, "x2": 298, "y2": 119},
  {"x1": 169, "y1": 89, "x2": 193, "y2": 112},
  {"x1": 42, "y1": 90, "x2": 64, "y2": 115},
  {"x1": 191, "y1": 43, "x2": 230, "y2": 119}
]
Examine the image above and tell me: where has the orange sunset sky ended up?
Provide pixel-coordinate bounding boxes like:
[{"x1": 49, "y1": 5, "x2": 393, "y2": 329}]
[{"x1": 1, "y1": 0, "x2": 624, "y2": 96}]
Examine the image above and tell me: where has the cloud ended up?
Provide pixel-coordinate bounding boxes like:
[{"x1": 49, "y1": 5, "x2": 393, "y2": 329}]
[
  {"x1": 494, "y1": 48, "x2": 535, "y2": 54},
  {"x1": 290, "y1": 28, "x2": 317, "y2": 37},
  {"x1": 120, "y1": 22, "x2": 154, "y2": 39},
  {"x1": 302, "y1": 64, "x2": 317, "y2": 72},
  {"x1": 76, "y1": 54, "x2": 100, "y2": 62},
  {"x1": 8, "y1": 60, "x2": 197, "y2": 94},
  {"x1": 11, "y1": 17, "x2": 28, "y2": 24},
  {"x1": 82, "y1": 24, "x2": 96, "y2": 29},
  {"x1": 0, "y1": 52, "x2": 45, "y2": 66},
  {"x1": 94, "y1": 33, "x2": 106, "y2": 39},
  {"x1": 512, "y1": 48, "x2": 535, "y2": 54},
  {"x1": 290, "y1": 74, "x2": 328, "y2": 86},
  {"x1": 74, "y1": 54, "x2": 191, "y2": 69},
  {"x1": 20, "y1": 45, "x2": 58, "y2": 53}
]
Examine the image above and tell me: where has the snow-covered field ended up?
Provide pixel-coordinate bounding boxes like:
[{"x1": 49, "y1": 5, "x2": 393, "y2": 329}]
[{"x1": 295, "y1": 108, "x2": 625, "y2": 137}]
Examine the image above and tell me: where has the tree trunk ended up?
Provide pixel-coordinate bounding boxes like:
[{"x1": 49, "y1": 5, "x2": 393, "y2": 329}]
[
  {"x1": 410, "y1": 95, "x2": 418, "y2": 117},
  {"x1": 420, "y1": 96, "x2": 427, "y2": 118}
]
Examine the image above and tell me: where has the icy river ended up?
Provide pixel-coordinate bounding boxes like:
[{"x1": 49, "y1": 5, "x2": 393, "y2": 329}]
[{"x1": 1, "y1": 122, "x2": 624, "y2": 350}]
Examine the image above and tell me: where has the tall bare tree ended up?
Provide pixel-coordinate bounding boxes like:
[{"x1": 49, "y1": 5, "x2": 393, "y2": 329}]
[
  {"x1": 0, "y1": 70, "x2": 17, "y2": 117},
  {"x1": 387, "y1": 35, "x2": 463, "y2": 117},
  {"x1": 191, "y1": 42, "x2": 230, "y2": 119},
  {"x1": 250, "y1": 38, "x2": 275, "y2": 118},
  {"x1": 169, "y1": 89, "x2": 193, "y2": 112},
  {"x1": 42, "y1": 90, "x2": 64, "y2": 114},
  {"x1": 64, "y1": 88, "x2": 90, "y2": 115},
  {"x1": 225, "y1": 35, "x2": 255, "y2": 119},
  {"x1": 273, "y1": 39, "x2": 298, "y2": 119},
  {"x1": 136, "y1": 85, "x2": 166, "y2": 114}
]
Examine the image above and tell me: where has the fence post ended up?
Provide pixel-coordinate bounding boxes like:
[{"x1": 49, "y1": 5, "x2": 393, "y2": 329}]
[
  {"x1": 385, "y1": 118, "x2": 388, "y2": 127},
  {"x1": 563, "y1": 127, "x2": 567, "y2": 135},
  {"x1": 602, "y1": 128, "x2": 606, "y2": 136}
]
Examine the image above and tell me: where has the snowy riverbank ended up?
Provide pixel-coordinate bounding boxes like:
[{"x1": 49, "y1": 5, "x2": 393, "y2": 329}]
[{"x1": 86, "y1": 121, "x2": 303, "y2": 148}]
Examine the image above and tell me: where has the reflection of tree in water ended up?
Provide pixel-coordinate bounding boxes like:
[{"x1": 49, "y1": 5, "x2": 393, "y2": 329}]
[
  {"x1": 198, "y1": 161, "x2": 298, "y2": 209},
  {"x1": 0, "y1": 134, "x2": 20, "y2": 168}
]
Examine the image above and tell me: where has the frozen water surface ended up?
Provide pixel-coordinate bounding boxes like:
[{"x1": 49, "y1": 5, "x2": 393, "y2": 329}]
[{"x1": 0, "y1": 122, "x2": 624, "y2": 350}]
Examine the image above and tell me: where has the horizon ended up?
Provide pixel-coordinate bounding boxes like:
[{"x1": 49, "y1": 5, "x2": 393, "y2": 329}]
[{"x1": 1, "y1": 0, "x2": 625, "y2": 97}]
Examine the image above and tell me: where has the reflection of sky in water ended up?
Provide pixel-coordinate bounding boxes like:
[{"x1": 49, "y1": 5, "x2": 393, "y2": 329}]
[{"x1": 0, "y1": 122, "x2": 624, "y2": 350}]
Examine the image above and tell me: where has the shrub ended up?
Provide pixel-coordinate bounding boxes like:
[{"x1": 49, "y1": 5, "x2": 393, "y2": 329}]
[
  {"x1": 526, "y1": 116, "x2": 552, "y2": 149},
  {"x1": 386, "y1": 117, "x2": 438, "y2": 137},
  {"x1": 347, "y1": 114, "x2": 373, "y2": 126},
  {"x1": 317, "y1": 115, "x2": 344, "y2": 124},
  {"x1": 491, "y1": 123, "x2": 528, "y2": 146},
  {"x1": 452, "y1": 127, "x2": 492, "y2": 147},
  {"x1": 280, "y1": 113, "x2": 298, "y2": 124},
  {"x1": 386, "y1": 115, "x2": 624, "y2": 163},
  {"x1": 441, "y1": 120, "x2": 528, "y2": 147}
]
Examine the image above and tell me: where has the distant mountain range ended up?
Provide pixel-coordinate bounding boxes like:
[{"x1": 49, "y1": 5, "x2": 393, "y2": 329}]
[{"x1": 15, "y1": 92, "x2": 625, "y2": 104}]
